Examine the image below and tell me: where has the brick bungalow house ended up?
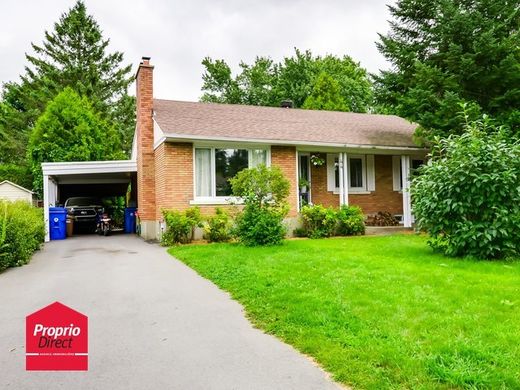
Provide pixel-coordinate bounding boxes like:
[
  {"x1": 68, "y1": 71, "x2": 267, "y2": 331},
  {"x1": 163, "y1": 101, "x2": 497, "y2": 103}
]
[
  {"x1": 132, "y1": 57, "x2": 426, "y2": 240},
  {"x1": 40, "y1": 56, "x2": 425, "y2": 241}
]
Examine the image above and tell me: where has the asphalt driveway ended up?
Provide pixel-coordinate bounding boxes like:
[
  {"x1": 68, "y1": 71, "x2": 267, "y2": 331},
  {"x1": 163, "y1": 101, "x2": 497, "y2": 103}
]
[{"x1": 0, "y1": 235, "x2": 340, "y2": 389}]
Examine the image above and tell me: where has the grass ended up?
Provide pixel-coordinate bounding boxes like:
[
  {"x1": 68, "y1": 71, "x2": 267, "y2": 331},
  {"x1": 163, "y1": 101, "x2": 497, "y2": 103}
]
[{"x1": 169, "y1": 235, "x2": 520, "y2": 389}]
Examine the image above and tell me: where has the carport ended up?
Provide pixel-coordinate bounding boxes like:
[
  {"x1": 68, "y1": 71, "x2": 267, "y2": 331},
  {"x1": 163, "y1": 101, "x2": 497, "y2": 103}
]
[{"x1": 42, "y1": 160, "x2": 137, "y2": 242}]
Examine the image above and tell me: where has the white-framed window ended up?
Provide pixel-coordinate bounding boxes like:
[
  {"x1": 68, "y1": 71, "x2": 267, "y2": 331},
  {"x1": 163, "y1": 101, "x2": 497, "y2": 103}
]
[
  {"x1": 194, "y1": 147, "x2": 269, "y2": 200},
  {"x1": 392, "y1": 156, "x2": 424, "y2": 191},
  {"x1": 326, "y1": 153, "x2": 375, "y2": 193}
]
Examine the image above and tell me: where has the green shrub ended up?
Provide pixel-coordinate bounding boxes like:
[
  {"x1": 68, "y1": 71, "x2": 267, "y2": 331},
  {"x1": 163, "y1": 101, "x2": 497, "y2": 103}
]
[
  {"x1": 412, "y1": 116, "x2": 520, "y2": 259},
  {"x1": 102, "y1": 196, "x2": 125, "y2": 228},
  {"x1": 161, "y1": 207, "x2": 202, "y2": 245},
  {"x1": 336, "y1": 205, "x2": 365, "y2": 236},
  {"x1": 230, "y1": 164, "x2": 290, "y2": 208},
  {"x1": 293, "y1": 227, "x2": 308, "y2": 238},
  {"x1": 230, "y1": 165, "x2": 290, "y2": 246},
  {"x1": 300, "y1": 204, "x2": 337, "y2": 238},
  {"x1": 0, "y1": 200, "x2": 44, "y2": 272},
  {"x1": 0, "y1": 163, "x2": 33, "y2": 191},
  {"x1": 234, "y1": 206, "x2": 286, "y2": 246},
  {"x1": 0, "y1": 204, "x2": 8, "y2": 261},
  {"x1": 204, "y1": 208, "x2": 233, "y2": 242},
  {"x1": 299, "y1": 204, "x2": 366, "y2": 238}
]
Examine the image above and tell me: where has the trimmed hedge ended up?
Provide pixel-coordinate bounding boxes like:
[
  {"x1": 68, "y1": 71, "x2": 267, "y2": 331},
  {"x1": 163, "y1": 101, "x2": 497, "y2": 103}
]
[
  {"x1": 161, "y1": 207, "x2": 203, "y2": 245},
  {"x1": 234, "y1": 206, "x2": 286, "y2": 246},
  {"x1": 300, "y1": 204, "x2": 337, "y2": 238},
  {"x1": 337, "y1": 205, "x2": 366, "y2": 236},
  {"x1": 203, "y1": 207, "x2": 233, "y2": 243},
  {"x1": 299, "y1": 204, "x2": 365, "y2": 238},
  {"x1": 0, "y1": 201, "x2": 45, "y2": 272}
]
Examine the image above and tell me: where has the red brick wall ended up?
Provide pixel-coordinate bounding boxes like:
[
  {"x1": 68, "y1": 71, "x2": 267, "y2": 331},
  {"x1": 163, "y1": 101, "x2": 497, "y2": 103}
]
[
  {"x1": 149, "y1": 142, "x2": 403, "y2": 220},
  {"x1": 310, "y1": 154, "x2": 403, "y2": 215},
  {"x1": 154, "y1": 143, "x2": 238, "y2": 217},
  {"x1": 136, "y1": 59, "x2": 156, "y2": 221},
  {"x1": 153, "y1": 144, "x2": 297, "y2": 217},
  {"x1": 152, "y1": 145, "x2": 405, "y2": 218},
  {"x1": 271, "y1": 146, "x2": 298, "y2": 216},
  {"x1": 155, "y1": 143, "x2": 193, "y2": 217},
  {"x1": 310, "y1": 159, "x2": 337, "y2": 207}
]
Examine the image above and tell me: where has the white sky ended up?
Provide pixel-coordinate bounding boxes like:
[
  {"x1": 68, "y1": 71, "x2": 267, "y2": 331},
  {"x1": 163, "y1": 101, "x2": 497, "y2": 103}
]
[{"x1": 0, "y1": 0, "x2": 394, "y2": 101}]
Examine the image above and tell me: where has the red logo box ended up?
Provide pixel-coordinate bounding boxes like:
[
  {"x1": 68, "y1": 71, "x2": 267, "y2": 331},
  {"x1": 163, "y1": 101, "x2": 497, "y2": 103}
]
[{"x1": 26, "y1": 302, "x2": 88, "y2": 371}]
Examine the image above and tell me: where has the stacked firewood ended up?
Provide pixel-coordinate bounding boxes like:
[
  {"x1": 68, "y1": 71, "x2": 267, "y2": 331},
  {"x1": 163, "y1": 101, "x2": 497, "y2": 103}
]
[{"x1": 365, "y1": 211, "x2": 400, "y2": 226}]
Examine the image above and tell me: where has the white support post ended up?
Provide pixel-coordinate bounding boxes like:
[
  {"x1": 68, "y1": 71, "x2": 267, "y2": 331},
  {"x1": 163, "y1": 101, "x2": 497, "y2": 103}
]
[
  {"x1": 401, "y1": 155, "x2": 412, "y2": 227},
  {"x1": 43, "y1": 175, "x2": 50, "y2": 242},
  {"x1": 342, "y1": 152, "x2": 349, "y2": 206},
  {"x1": 338, "y1": 153, "x2": 345, "y2": 206},
  {"x1": 295, "y1": 151, "x2": 301, "y2": 212},
  {"x1": 43, "y1": 175, "x2": 58, "y2": 242}
]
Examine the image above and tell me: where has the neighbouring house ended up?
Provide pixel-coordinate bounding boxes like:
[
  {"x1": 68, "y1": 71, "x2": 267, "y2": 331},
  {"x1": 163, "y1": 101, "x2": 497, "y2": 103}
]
[
  {"x1": 133, "y1": 57, "x2": 425, "y2": 239},
  {"x1": 41, "y1": 57, "x2": 426, "y2": 242},
  {"x1": 0, "y1": 180, "x2": 35, "y2": 205}
]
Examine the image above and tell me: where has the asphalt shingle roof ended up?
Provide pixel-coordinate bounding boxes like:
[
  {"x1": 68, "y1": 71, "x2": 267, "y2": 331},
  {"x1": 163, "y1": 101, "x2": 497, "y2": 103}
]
[{"x1": 153, "y1": 99, "x2": 419, "y2": 148}]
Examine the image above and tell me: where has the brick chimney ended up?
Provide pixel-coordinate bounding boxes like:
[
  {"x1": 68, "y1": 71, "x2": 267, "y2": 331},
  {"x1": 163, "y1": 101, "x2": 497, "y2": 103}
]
[{"x1": 136, "y1": 56, "x2": 156, "y2": 238}]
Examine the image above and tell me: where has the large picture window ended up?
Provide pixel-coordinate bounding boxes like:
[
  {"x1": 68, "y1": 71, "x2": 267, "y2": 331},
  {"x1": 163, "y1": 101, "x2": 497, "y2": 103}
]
[
  {"x1": 194, "y1": 147, "x2": 268, "y2": 199},
  {"x1": 215, "y1": 149, "x2": 249, "y2": 196}
]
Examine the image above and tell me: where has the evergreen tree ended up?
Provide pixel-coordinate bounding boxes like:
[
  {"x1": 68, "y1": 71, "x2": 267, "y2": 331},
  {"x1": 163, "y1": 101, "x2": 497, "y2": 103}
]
[
  {"x1": 28, "y1": 87, "x2": 124, "y2": 196},
  {"x1": 0, "y1": 0, "x2": 134, "y2": 164},
  {"x1": 0, "y1": 82, "x2": 36, "y2": 165},
  {"x1": 375, "y1": 0, "x2": 520, "y2": 141}
]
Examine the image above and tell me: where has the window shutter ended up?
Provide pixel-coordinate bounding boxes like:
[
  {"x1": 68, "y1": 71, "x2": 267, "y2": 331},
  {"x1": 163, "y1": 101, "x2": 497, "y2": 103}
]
[
  {"x1": 366, "y1": 155, "x2": 375, "y2": 191},
  {"x1": 392, "y1": 156, "x2": 401, "y2": 191}
]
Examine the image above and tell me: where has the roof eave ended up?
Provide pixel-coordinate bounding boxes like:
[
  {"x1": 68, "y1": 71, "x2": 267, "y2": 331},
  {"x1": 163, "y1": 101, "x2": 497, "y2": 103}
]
[
  {"x1": 156, "y1": 133, "x2": 427, "y2": 152},
  {"x1": 42, "y1": 160, "x2": 138, "y2": 176},
  {"x1": 0, "y1": 180, "x2": 34, "y2": 194}
]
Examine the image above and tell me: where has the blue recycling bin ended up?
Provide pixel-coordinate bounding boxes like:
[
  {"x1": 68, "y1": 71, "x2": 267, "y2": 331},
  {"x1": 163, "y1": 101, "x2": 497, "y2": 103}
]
[
  {"x1": 49, "y1": 207, "x2": 67, "y2": 240},
  {"x1": 124, "y1": 207, "x2": 137, "y2": 233}
]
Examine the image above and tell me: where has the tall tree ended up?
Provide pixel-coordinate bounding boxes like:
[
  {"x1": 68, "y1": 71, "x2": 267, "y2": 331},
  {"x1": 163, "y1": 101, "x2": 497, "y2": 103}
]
[
  {"x1": 200, "y1": 49, "x2": 373, "y2": 112},
  {"x1": 201, "y1": 58, "x2": 242, "y2": 104},
  {"x1": 272, "y1": 49, "x2": 317, "y2": 108},
  {"x1": 302, "y1": 72, "x2": 348, "y2": 111},
  {"x1": 237, "y1": 57, "x2": 277, "y2": 106},
  {"x1": 375, "y1": 0, "x2": 520, "y2": 141},
  {"x1": 0, "y1": 0, "x2": 134, "y2": 168},
  {"x1": 0, "y1": 82, "x2": 37, "y2": 165},
  {"x1": 28, "y1": 87, "x2": 124, "y2": 196}
]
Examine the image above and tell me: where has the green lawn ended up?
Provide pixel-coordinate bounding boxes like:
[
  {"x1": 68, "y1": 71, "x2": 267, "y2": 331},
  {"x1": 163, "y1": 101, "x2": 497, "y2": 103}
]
[{"x1": 169, "y1": 235, "x2": 520, "y2": 389}]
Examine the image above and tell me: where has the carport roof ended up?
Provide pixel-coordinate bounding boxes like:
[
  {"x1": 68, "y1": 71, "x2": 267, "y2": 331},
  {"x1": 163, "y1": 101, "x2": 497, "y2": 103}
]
[{"x1": 42, "y1": 160, "x2": 137, "y2": 176}]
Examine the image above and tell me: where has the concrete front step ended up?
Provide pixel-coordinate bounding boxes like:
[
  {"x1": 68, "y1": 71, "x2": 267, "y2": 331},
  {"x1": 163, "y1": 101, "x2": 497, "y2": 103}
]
[{"x1": 365, "y1": 226, "x2": 413, "y2": 236}]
